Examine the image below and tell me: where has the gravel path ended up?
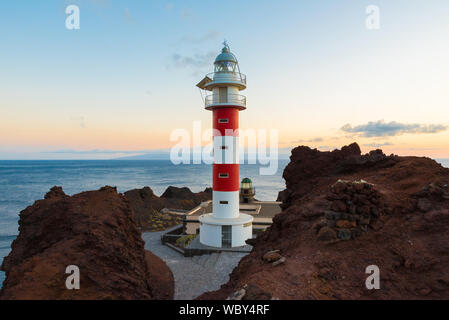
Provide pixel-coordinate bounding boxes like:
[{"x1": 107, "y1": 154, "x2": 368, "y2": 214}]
[{"x1": 142, "y1": 231, "x2": 248, "y2": 300}]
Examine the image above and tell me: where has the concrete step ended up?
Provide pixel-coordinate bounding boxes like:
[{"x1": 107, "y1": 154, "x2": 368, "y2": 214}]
[{"x1": 164, "y1": 242, "x2": 184, "y2": 255}]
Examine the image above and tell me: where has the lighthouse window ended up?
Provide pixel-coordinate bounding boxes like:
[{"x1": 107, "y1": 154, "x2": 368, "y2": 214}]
[
  {"x1": 219, "y1": 201, "x2": 229, "y2": 204},
  {"x1": 219, "y1": 173, "x2": 229, "y2": 178},
  {"x1": 218, "y1": 118, "x2": 229, "y2": 124}
]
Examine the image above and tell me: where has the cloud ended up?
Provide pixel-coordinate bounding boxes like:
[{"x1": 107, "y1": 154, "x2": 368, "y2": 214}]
[
  {"x1": 341, "y1": 120, "x2": 448, "y2": 137},
  {"x1": 318, "y1": 146, "x2": 338, "y2": 151},
  {"x1": 363, "y1": 142, "x2": 393, "y2": 148},
  {"x1": 291, "y1": 137, "x2": 324, "y2": 144},
  {"x1": 171, "y1": 51, "x2": 216, "y2": 69}
]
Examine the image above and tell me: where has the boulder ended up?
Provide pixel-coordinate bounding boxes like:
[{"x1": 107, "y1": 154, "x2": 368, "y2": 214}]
[
  {"x1": 337, "y1": 229, "x2": 352, "y2": 240},
  {"x1": 242, "y1": 284, "x2": 272, "y2": 300},
  {"x1": 317, "y1": 227, "x2": 337, "y2": 241},
  {"x1": 263, "y1": 251, "x2": 281, "y2": 263}
]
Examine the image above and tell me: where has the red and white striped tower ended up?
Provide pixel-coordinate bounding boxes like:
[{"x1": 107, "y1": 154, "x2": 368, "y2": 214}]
[{"x1": 197, "y1": 42, "x2": 253, "y2": 248}]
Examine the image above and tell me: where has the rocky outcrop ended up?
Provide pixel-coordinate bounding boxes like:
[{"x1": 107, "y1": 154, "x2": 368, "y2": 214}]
[
  {"x1": 0, "y1": 186, "x2": 174, "y2": 300},
  {"x1": 199, "y1": 143, "x2": 449, "y2": 300},
  {"x1": 124, "y1": 186, "x2": 211, "y2": 231}
]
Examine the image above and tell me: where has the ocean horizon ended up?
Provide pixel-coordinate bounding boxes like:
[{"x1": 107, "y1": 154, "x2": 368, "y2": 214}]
[{"x1": 0, "y1": 158, "x2": 448, "y2": 287}]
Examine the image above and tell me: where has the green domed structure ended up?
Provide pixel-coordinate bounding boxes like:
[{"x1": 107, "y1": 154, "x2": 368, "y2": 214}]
[{"x1": 240, "y1": 177, "x2": 255, "y2": 203}]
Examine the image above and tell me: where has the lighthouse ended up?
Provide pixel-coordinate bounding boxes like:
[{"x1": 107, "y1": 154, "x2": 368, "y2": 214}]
[{"x1": 196, "y1": 42, "x2": 253, "y2": 248}]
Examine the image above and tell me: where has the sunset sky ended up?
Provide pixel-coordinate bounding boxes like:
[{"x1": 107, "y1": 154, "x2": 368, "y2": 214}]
[{"x1": 1, "y1": 0, "x2": 448, "y2": 159}]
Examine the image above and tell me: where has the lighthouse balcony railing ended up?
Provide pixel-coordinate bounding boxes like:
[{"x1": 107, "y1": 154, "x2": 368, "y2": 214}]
[
  {"x1": 205, "y1": 94, "x2": 246, "y2": 108},
  {"x1": 205, "y1": 72, "x2": 247, "y2": 86}
]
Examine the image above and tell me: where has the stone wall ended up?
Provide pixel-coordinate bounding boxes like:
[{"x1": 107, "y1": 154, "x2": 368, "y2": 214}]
[{"x1": 317, "y1": 180, "x2": 385, "y2": 241}]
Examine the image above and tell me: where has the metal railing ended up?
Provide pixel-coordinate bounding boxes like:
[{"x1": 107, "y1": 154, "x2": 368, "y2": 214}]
[
  {"x1": 205, "y1": 72, "x2": 247, "y2": 85},
  {"x1": 205, "y1": 94, "x2": 246, "y2": 108}
]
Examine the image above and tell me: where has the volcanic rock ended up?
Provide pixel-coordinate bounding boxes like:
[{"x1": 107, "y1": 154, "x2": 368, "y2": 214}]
[
  {"x1": 161, "y1": 186, "x2": 210, "y2": 199},
  {"x1": 44, "y1": 186, "x2": 67, "y2": 200},
  {"x1": 262, "y1": 251, "x2": 282, "y2": 263},
  {"x1": 198, "y1": 143, "x2": 449, "y2": 300},
  {"x1": 0, "y1": 186, "x2": 174, "y2": 300},
  {"x1": 272, "y1": 257, "x2": 286, "y2": 267},
  {"x1": 227, "y1": 287, "x2": 246, "y2": 300},
  {"x1": 242, "y1": 284, "x2": 272, "y2": 300},
  {"x1": 321, "y1": 179, "x2": 384, "y2": 240},
  {"x1": 317, "y1": 227, "x2": 337, "y2": 241}
]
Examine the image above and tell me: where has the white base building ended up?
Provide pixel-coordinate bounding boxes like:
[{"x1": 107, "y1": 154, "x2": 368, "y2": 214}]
[{"x1": 199, "y1": 213, "x2": 253, "y2": 248}]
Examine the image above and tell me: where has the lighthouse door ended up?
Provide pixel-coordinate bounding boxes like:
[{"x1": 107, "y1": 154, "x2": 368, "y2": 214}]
[
  {"x1": 221, "y1": 225, "x2": 232, "y2": 248},
  {"x1": 219, "y1": 87, "x2": 228, "y2": 103}
]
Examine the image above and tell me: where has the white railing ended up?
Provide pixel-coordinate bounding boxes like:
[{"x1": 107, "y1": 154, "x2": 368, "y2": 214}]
[
  {"x1": 206, "y1": 72, "x2": 247, "y2": 85},
  {"x1": 205, "y1": 94, "x2": 246, "y2": 108}
]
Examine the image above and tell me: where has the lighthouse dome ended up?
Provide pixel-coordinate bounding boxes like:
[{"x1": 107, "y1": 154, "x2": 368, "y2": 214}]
[
  {"x1": 240, "y1": 177, "x2": 253, "y2": 189},
  {"x1": 214, "y1": 42, "x2": 239, "y2": 73},
  {"x1": 214, "y1": 46, "x2": 237, "y2": 64},
  {"x1": 196, "y1": 41, "x2": 246, "y2": 92}
]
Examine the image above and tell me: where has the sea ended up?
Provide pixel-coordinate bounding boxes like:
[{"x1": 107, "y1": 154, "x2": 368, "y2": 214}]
[
  {"x1": 1, "y1": 158, "x2": 448, "y2": 288},
  {"x1": 0, "y1": 159, "x2": 290, "y2": 287}
]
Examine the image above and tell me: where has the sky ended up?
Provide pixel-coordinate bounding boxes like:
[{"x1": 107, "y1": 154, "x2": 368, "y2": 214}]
[{"x1": 1, "y1": 0, "x2": 448, "y2": 159}]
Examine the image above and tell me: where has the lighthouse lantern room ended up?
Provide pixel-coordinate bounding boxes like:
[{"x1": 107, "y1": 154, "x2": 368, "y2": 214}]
[{"x1": 196, "y1": 42, "x2": 253, "y2": 248}]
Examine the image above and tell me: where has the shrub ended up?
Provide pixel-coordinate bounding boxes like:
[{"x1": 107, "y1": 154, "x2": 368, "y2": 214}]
[{"x1": 175, "y1": 234, "x2": 197, "y2": 248}]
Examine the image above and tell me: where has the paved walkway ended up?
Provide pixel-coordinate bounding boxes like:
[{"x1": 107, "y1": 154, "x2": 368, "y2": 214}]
[{"x1": 142, "y1": 231, "x2": 249, "y2": 300}]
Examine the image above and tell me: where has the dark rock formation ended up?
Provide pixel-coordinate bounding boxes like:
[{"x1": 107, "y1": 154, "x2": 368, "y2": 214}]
[
  {"x1": 319, "y1": 179, "x2": 385, "y2": 241},
  {"x1": 161, "y1": 186, "x2": 210, "y2": 199},
  {"x1": 124, "y1": 186, "x2": 211, "y2": 231},
  {"x1": 44, "y1": 186, "x2": 67, "y2": 200},
  {"x1": 199, "y1": 143, "x2": 449, "y2": 300},
  {"x1": 162, "y1": 186, "x2": 212, "y2": 201},
  {"x1": 0, "y1": 186, "x2": 174, "y2": 300}
]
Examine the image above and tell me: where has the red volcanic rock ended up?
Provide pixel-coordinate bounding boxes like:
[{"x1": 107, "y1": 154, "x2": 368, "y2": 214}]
[
  {"x1": 200, "y1": 143, "x2": 449, "y2": 300},
  {"x1": 316, "y1": 227, "x2": 337, "y2": 242},
  {"x1": 145, "y1": 251, "x2": 174, "y2": 300},
  {"x1": 262, "y1": 251, "x2": 282, "y2": 263},
  {"x1": 0, "y1": 186, "x2": 174, "y2": 300},
  {"x1": 330, "y1": 200, "x2": 347, "y2": 212}
]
